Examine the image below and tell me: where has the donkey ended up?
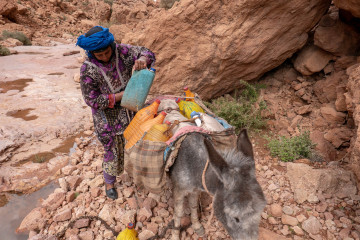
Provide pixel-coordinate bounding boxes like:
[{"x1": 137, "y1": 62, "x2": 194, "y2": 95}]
[{"x1": 169, "y1": 129, "x2": 266, "y2": 240}]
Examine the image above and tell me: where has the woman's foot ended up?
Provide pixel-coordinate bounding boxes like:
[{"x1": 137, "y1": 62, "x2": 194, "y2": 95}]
[{"x1": 105, "y1": 183, "x2": 118, "y2": 200}]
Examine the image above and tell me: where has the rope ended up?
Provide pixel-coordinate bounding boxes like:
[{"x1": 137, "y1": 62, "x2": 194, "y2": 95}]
[
  {"x1": 201, "y1": 158, "x2": 214, "y2": 229},
  {"x1": 55, "y1": 215, "x2": 117, "y2": 239}
]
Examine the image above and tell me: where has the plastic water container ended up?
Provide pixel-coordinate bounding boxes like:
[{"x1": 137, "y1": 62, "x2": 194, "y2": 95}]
[
  {"x1": 143, "y1": 121, "x2": 172, "y2": 142},
  {"x1": 116, "y1": 223, "x2": 138, "y2": 240},
  {"x1": 123, "y1": 99, "x2": 160, "y2": 141},
  {"x1": 125, "y1": 111, "x2": 167, "y2": 150},
  {"x1": 121, "y1": 68, "x2": 156, "y2": 112},
  {"x1": 183, "y1": 86, "x2": 195, "y2": 102},
  {"x1": 190, "y1": 111, "x2": 202, "y2": 127},
  {"x1": 176, "y1": 98, "x2": 204, "y2": 119}
]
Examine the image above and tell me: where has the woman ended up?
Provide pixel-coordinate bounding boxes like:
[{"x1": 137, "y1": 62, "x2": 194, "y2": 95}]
[{"x1": 76, "y1": 26, "x2": 156, "y2": 200}]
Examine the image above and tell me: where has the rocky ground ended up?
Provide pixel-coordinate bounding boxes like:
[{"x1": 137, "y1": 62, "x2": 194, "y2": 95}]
[
  {"x1": 1, "y1": 0, "x2": 360, "y2": 239},
  {"x1": 15, "y1": 130, "x2": 359, "y2": 240}
]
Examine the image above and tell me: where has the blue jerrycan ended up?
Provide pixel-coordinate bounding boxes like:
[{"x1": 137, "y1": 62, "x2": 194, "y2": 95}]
[{"x1": 121, "y1": 68, "x2": 156, "y2": 112}]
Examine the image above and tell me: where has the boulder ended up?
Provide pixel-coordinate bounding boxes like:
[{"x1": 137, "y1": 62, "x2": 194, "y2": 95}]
[
  {"x1": 324, "y1": 127, "x2": 354, "y2": 148},
  {"x1": 320, "y1": 105, "x2": 347, "y2": 125},
  {"x1": 122, "y1": 0, "x2": 331, "y2": 100},
  {"x1": 314, "y1": 14, "x2": 360, "y2": 56},
  {"x1": 294, "y1": 45, "x2": 333, "y2": 75},
  {"x1": 286, "y1": 163, "x2": 357, "y2": 203},
  {"x1": 334, "y1": 0, "x2": 360, "y2": 18},
  {"x1": 16, "y1": 207, "x2": 44, "y2": 233},
  {"x1": 335, "y1": 85, "x2": 348, "y2": 111},
  {"x1": 313, "y1": 71, "x2": 345, "y2": 103},
  {"x1": 0, "y1": 0, "x2": 17, "y2": 18},
  {"x1": 88, "y1": 0, "x2": 111, "y2": 22},
  {"x1": 110, "y1": 0, "x2": 152, "y2": 25},
  {"x1": 310, "y1": 130, "x2": 337, "y2": 162},
  {"x1": 302, "y1": 216, "x2": 322, "y2": 235},
  {"x1": 41, "y1": 191, "x2": 66, "y2": 210}
]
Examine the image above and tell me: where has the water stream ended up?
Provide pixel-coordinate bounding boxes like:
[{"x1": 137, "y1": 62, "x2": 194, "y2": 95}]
[
  {"x1": 0, "y1": 134, "x2": 83, "y2": 239},
  {"x1": 0, "y1": 182, "x2": 58, "y2": 240}
]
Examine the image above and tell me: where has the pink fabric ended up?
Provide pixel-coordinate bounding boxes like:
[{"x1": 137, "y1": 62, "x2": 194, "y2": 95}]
[{"x1": 166, "y1": 125, "x2": 210, "y2": 145}]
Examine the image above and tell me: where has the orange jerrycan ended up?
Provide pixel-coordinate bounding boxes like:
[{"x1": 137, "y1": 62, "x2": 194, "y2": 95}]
[
  {"x1": 143, "y1": 121, "x2": 173, "y2": 142},
  {"x1": 123, "y1": 99, "x2": 161, "y2": 141},
  {"x1": 176, "y1": 98, "x2": 204, "y2": 119},
  {"x1": 183, "y1": 86, "x2": 195, "y2": 102},
  {"x1": 116, "y1": 222, "x2": 138, "y2": 240},
  {"x1": 125, "y1": 111, "x2": 167, "y2": 149}
]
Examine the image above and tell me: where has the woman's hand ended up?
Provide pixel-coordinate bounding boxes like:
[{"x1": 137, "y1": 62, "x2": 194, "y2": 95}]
[
  {"x1": 133, "y1": 56, "x2": 147, "y2": 71},
  {"x1": 115, "y1": 91, "x2": 124, "y2": 103}
]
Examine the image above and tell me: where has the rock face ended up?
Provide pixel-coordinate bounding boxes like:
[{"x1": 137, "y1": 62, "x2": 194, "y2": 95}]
[
  {"x1": 110, "y1": 0, "x2": 157, "y2": 26},
  {"x1": 334, "y1": 0, "x2": 360, "y2": 18},
  {"x1": 122, "y1": 0, "x2": 331, "y2": 100},
  {"x1": 0, "y1": 43, "x2": 91, "y2": 193},
  {"x1": 346, "y1": 64, "x2": 360, "y2": 181}
]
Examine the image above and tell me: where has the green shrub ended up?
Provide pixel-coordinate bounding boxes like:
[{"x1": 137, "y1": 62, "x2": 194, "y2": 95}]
[
  {"x1": 33, "y1": 155, "x2": 46, "y2": 163},
  {"x1": 205, "y1": 80, "x2": 267, "y2": 131},
  {"x1": 0, "y1": 45, "x2": 10, "y2": 56},
  {"x1": 265, "y1": 130, "x2": 316, "y2": 162},
  {"x1": 2, "y1": 30, "x2": 32, "y2": 46},
  {"x1": 104, "y1": 0, "x2": 114, "y2": 6}
]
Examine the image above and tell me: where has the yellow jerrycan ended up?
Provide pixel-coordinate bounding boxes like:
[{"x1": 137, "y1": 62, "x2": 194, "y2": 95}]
[
  {"x1": 123, "y1": 99, "x2": 161, "y2": 141},
  {"x1": 116, "y1": 223, "x2": 138, "y2": 240},
  {"x1": 183, "y1": 86, "x2": 195, "y2": 102},
  {"x1": 176, "y1": 98, "x2": 204, "y2": 119},
  {"x1": 125, "y1": 111, "x2": 167, "y2": 149},
  {"x1": 143, "y1": 121, "x2": 173, "y2": 142}
]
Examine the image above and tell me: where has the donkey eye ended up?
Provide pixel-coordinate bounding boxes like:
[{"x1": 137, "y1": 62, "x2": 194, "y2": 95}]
[{"x1": 234, "y1": 217, "x2": 240, "y2": 223}]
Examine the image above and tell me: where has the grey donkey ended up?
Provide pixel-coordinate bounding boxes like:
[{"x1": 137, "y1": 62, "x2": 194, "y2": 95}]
[{"x1": 169, "y1": 129, "x2": 266, "y2": 240}]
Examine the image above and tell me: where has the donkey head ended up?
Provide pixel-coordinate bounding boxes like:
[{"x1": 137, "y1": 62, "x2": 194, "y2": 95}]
[{"x1": 204, "y1": 129, "x2": 266, "y2": 240}]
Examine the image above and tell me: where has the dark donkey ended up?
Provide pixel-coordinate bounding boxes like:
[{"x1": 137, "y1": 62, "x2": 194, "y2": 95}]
[{"x1": 170, "y1": 129, "x2": 266, "y2": 240}]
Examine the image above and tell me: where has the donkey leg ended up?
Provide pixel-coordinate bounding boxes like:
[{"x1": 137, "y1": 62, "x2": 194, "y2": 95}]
[
  {"x1": 172, "y1": 189, "x2": 185, "y2": 240},
  {"x1": 189, "y1": 191, "x2": 205, "y2": 236}
]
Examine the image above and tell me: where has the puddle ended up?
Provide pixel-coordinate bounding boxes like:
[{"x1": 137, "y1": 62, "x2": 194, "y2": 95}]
[
  {"x1": 0, "y1": 182, "x2": 58, "y2": 240},
  {"x1": 0, "y1": 79, "x2": 33, "y2": 93},
  {"x1": 6, "y1": 108, "x2": 38, "y2": 121},
  {"x1": 53, "y1": 132, "x2": 85, "y2": 154},
  {"x1": 48, "y1": 72, "x2": 64, "y2": 75},
  {"x1": 14, "y1": 132, "x2": 85, "y2": 167}
]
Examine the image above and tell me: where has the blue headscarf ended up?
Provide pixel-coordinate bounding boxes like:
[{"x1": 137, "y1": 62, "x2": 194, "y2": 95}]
[{"x1": 76, "y1": 26, "x2": 114, "y2": 58}]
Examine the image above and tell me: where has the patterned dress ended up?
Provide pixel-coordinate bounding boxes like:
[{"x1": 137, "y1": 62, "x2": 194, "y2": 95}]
[{"x1": 80, "y1": 43, "x2": 156, "y2": 182}]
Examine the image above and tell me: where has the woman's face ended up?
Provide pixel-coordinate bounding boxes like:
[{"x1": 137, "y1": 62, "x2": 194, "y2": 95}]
[{"x1": 93, "y1": 46, "x2": 112, "y2": 63}]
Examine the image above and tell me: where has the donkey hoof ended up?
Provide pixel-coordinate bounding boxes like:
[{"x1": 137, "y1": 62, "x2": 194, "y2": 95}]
[{"x1": 194, "y1": 225, "x2": 205, "y2": 236}]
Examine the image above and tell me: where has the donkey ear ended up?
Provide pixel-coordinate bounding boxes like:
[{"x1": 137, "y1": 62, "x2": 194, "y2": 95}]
[
  {"x1": 204, "y1": 138, "x2": 229, "y2": 178},
  {"x1": 237, "y1": 129, "x2": 254, "y2": 158}
]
